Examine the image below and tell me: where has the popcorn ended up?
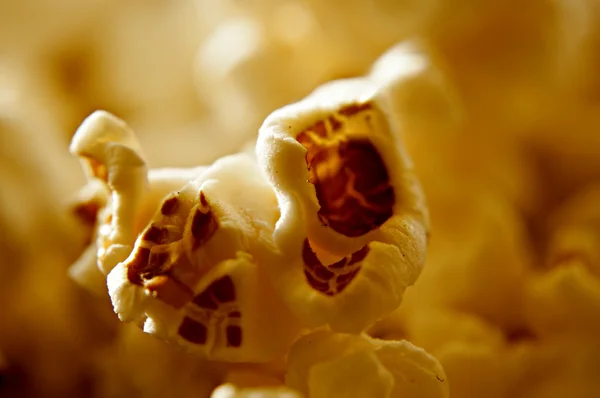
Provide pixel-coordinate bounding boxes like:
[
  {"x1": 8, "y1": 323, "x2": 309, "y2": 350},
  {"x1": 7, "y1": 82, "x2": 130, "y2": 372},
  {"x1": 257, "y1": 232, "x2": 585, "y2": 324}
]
[
  {"x1": 422, "y1": 0, "x2": 569, "y2": 132},
  {"x1": 286, "y1": 330, "x2": 448, "y2": 398},
  {"x1": 0, "y1": 113, "x2": 121, "y2": 397},
  {"x1": 525, "y1": 262, "x2": 600, "y2": 339},
  {"x1": 255, "y1": 77, "x2": 428, "y2": 333},
  {"x1": 399, "y1": 186, "x2": 533, "y2": 332},
  {"x1": 507, "y1": 337, "x2": 600, "y2": 398},
  {"x1": 404, "y1": 310, "x2": 506, "y2": 354},
  {"x1": 545, "y1": 184, "x2": 600, "y2": 277},
  {"x1": 92, "y1": 323, "x2": 222, "y2": 398},
  {"x1": 108, "y1": 153, "x2": 301, "y2": 362},
  {"x1": 69, "y1": 110, "x2": 148, "y2": 275},
  {"x1": 69, "y1": 111, "x2": 302, "y2": 362},
  {"x1": 435, "y1": 340, "x2": 509, "y2": 398},
  {"x1": 86, "y1": 0, "x2": 205, "y2": 131},
  {"x1": 372, "y1": 41, "x2": 542, "y2": 219},
  {"x1": 194, "y1": 0, "x2": 437, "y2": 148}
]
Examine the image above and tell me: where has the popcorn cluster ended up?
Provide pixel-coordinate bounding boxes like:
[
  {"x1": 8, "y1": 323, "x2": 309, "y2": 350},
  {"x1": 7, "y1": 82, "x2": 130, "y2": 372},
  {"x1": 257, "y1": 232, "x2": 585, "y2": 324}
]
[
  {"x1": 67, "y1": 61, "x2": 444, "y2": 396},
  {"x1": 2, "y1": 0, "x2": 600, "y2": 397}
]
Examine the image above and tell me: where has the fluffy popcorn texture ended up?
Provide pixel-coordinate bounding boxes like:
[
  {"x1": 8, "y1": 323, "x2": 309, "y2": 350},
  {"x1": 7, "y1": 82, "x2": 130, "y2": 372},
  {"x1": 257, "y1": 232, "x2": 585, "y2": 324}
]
[
  {"x1": 286, "y1": 331, "x2": 448, "y2": 398},
  {"x1": 70, "y1": 110, "x2": 148, "y2": 275},
  {"x1": 5, "y1": 0, "x2": 600, "y2": 397},
  {"x1": 508, "y1": 339, "x2": 600, "y2": 398},
  {"x1": 545, "y1": 184, "x2": 600, "y2": 276},
  {"x1": 106, "y1": 157, "x2": 302, "y2": 361},
  {"x1": 256, "y1": 77, "x2": 428, "y2": 333},
  {"x1": 400, "y1": 196, "x2": 532, "y2": 332},
  {"x1": 525, "y1": 263, "x2": 600, "y2": 338},
  {"x1": 422, "y1": 0, "x2": 568, "y2": 132},
  {"x1": 86, "y1": 1, "x2": 205, "y2": 131}
]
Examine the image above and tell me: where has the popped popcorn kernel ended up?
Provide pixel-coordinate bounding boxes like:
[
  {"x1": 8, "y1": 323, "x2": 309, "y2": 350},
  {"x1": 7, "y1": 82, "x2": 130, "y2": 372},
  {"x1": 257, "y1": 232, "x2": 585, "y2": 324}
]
[
  {"x1": 257, "y1": 77, "x2": 428, "y2": 332},
  {"x1": 286, "y1": 331, "x2": 448, "y2": 398},
  {"x1": 7, "y1": 0, "x2": 600, "y2": 396},
  {"x1": 69, "y1": 110, "x2": 148, "y2": 275},
  {"x1": 525, "y1": 262, "x2": 600, "y2": 339},
  {"x1": 102, "y1": 150, "x2": 302, "y2": 362}
]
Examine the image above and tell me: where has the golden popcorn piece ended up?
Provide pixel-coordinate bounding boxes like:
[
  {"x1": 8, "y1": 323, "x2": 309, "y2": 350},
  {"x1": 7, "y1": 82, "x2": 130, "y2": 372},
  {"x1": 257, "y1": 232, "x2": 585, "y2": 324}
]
[
  {"x1": 523, "y1": 184, "x2": 600, "y2": 338},
  {"x1": 69, "y1": 110, "x2": 148, "y2": 275},
  {"x1": 401, "y1": 311, "x2": 511, "y2": 398},
  {"x1": 545, "y1": 184, "x2": 600, "y2": 277},
  {"x1": 256, "y1": 78, "x2": 428, "y2": 332},
  {"x1": 404, "y1": 309, "x2": 507, "y2": 354},
  {"x1": 68, "y1": 111, "x2": 211, "y2": 291},
  {"x1": 507, "y1": 336, "x2": 600, "y2": 398},
  {"x1": 422, "y1": 0, "x2": 571, "y2": 133},
  {"x1": 309, "y1": 350, "x2": 394, "y2": 398},
  {"x1": 525, "y1": 262, "x2": 600, "y2": 339},
  {"x1": 92, "y1": 323, "x2": 223, "y2": 398},
  {"x1": 436, "y1": 340, "x2": 509, "y2": 398},
  {"x1": 286, "y1": 330, "x2": 448, "y2": 398},
  {"x1": 370, "y1": 309, "x2": 514, "y2": 398},
  {"x1": 369, "y1": 40, "x2": 465, "y2": 134},
  {"x1": 194, "y1": 0, "x2": 413, "y2": 144},
  {"x1": 372, "y1": 41, "x2": 543, "y2": 220},
  {"x1": 87, "y1": 1, "x2": 204, "y2": 132},
  {"x1": 221, "y1": 362, "x2": 286, "y2": 389},
  {"x1": 108, "y1": 154, "x2": 302, "y2": 362},
  {"x1": 400, "y1": 195, "x2": 532, "y2": 332}
]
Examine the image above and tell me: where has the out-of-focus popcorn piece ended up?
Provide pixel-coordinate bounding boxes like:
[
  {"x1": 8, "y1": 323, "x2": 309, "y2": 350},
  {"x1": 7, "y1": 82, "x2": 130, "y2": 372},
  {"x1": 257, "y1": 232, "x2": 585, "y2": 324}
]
[
  {"x1": 211, "y1": 383, "x2": 302, "y2": 398},
  {"x1": 371, "y1": 308, "x2": 512, "y2": 398},
  {"x1": 422, "y1": 0, "x2": 570, "y2": 132},
  {"x1": 195, "y1": 6, "x2": 361, "y2": 147},
  {"x1": 0, "y1": 113, "x2": 120, "y2": 397},
  {"x1": 369, "y1": 40, "x2": 464, "y2": 133},
  {"x1": 525, "y1": 262, "x2": 600, "y2": 339},
  {"x1": 435, "y1": 340, "x2": 509, "y2": 398},
  {"x1": 508, "y1": 337, "x2": 600, "y2": 398},
  {"x1": 286, "y1": 330, "x2": 448, "y2": 398},
  {"x1": 86, "y1": 1, "x2": 205, "y2": 131},
  {"x1": 92, "y1": 323, "x2": 222, "y2": 398},
  {"x1": 0, "y1": 0, "x2": 107, "y2": 55},
  {"x1": 523, "y1": 183, "x2": 600, "y2": 338},
  {"x1": 68, "y1": 165, "x2": 210, "y2": 294},
  {"x1": 401, "y1": 196, "x2": 532, "y2": 332},
  {"x1": 195, "y1": 0, "x2": 439, "y2": 148},
  {"x1": 414, "y1": 311, "x2": 511, "y2": 398},
  {"x1": 256, "y1": 77, "x2": 428, "y2": 332},
  {"x1": 68, "y1": 111, "x2": 302, "y2": 362},
  {"x1": 221, "y1": 365, "x2": 285, "y2": 389},
  {"x1": 372, "y1": 40, "x2": 541, "y2": 218},
  {"x1": 405, "y1": 310, "x2": 506, "y2": 354}
]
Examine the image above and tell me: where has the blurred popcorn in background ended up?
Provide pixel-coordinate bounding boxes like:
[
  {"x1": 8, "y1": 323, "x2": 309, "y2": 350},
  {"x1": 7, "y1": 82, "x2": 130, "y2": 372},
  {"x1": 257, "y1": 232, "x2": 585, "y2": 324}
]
[{"x1": 1, "y1": 0, "x2": 600, "y2": 397}]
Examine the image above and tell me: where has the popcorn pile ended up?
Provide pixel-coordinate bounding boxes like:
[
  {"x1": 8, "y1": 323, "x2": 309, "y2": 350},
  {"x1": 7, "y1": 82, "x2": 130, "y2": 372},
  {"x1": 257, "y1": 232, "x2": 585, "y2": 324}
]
[{"x1": 2, "y1": 0, "x2": 600, "y2": 397}]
